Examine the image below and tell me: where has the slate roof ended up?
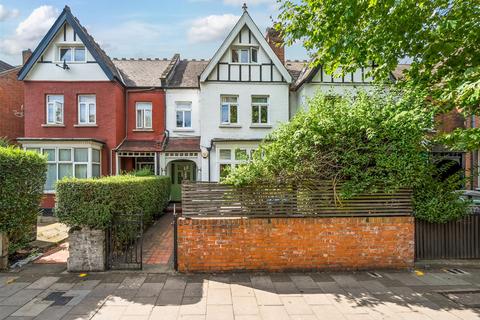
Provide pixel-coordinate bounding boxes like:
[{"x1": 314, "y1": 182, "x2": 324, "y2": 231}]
[
  {"x1": 113, "y1": 58, "x2": 172, "y2": 87},
  {"x1": 285, "y1": 60, "x2": 308, "y2": 83},
  {"x1": 166, "y1": 60, "x2": 208, "y2": 88},
  {"x1": 0, "y1": 60, "x2": 14, "y2": 73}
]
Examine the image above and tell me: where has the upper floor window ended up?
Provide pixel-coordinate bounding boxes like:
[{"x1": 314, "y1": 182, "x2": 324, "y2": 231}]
[
  {"x1": 231, "y1": 47, "x2": 258, "y2": 63},
  {"x1": 251, "y1": 96, "x2": 269, "y2": 124},
  {"x1": 59, "y1": 46, "x2": 86, "y2": 62},
  {"x1": 175, "y1": 102, "x2": 192, "y2": 128},
  {"x1": 136, "y1": 102, "x2": 152, "y2": 129},
  {"x1": 221, "y1": 96, "x2": 238, "y2": 125},
  {"x1": 78, "y1": 95, "x2": 96, "y2": 125},
  {"x1": 46, "y1": 95, "x2": 64, "y2": 125}
]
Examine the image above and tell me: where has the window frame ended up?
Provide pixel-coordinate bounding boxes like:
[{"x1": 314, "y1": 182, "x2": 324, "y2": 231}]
[
  {"x1": 58, "y1": 46, "x2": 87, "y2": 63},
  {"x1": 220, "y1": 96, "x2": 238, "y2": 125},
  {"x1": 78, "y1": 95, "x2": 96, "y2": 125},
  {"x1": 217, "y1": 146, "x2": 256, "y2": 181},
  {"x1": 24, "y1": 146, "x2": 101, "y2": 192},
  {"x1": 231, "y1": 47, "x2": 259, "y2": 64},
  {"x1": 175, "y1": 102, "x2": 192, "y2": 129},
  {"x1": 46, "y1": 95, "x2": 64, "y2": 125},
  {"x1": 251, "y1": 95, "x2": 270, "y2": 125},
  {"x1": 135, "y1": 102, "x2": 153, "y2": 129}
]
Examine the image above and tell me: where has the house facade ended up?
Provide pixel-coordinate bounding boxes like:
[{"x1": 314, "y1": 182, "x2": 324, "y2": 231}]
[{"x1": 17, "y1": 5, "x2": 474, "y2": 209}]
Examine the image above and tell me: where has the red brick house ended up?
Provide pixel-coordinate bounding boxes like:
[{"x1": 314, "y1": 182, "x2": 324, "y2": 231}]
[
  {"x1": 0, "y1": 53, "x2": 29, "y2": 142},
  {"x1": 17, "y1": 6, "x2": 174, "y2": 209}
]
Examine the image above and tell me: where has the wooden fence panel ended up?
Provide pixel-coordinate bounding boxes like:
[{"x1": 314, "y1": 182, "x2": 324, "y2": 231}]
[
  {"x1": 415, "y1": 213, "x2": 480, "y2": 260},
  {"x1": 181, "y1": 181, "x2": 413, "y2": 217}
]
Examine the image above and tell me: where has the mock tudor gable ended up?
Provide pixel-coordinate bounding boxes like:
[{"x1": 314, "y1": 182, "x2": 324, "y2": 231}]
[
  {"x1": 18, "y1": 6, "x2": 121, "y2": 82},
  {"x1": 200, "y1": 10, "x2": 292, "y2": 83}
]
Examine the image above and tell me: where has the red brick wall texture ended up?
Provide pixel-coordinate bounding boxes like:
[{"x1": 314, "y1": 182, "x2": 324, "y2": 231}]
[
  {"x1": 0, "y1": 69, "x2": 24, "y2": 141},
  {"x1": 177, "y1": 216, "x2": 414, "y2": 272}
]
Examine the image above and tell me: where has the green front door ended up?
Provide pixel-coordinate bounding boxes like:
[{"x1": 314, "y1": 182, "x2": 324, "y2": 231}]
[{"x1": 171, "y1": 162, "x2": 195, "y2": 202}]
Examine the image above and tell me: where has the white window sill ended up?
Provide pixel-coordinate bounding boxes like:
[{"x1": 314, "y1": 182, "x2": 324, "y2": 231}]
[
  {"x1": 133, "y1": 128, "x2": 154, "y2": 132},
  {"x1": 74, "y1": 124, "x2": 98, "y2": 127},
  {"x1": 173, "y1": 128, "x2": 194, "y2": 132},
  {"x1": 42, "y1": 124, "x2": 65, "y2": 127},
  {"x1": 219, "y1": 124, "x2": 242, "y2": 128},
  {"x1": 250, "y1": 124, "x2": 272, "y2": 129}
]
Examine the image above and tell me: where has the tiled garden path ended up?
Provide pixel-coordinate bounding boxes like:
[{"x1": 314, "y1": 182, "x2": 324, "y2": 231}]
[
  {"x1": 142, "y1": 212, "x2": 174, "y2": 270},
  {"x1": 1, "y1": 265, "x2": 480, "y2": 319}
]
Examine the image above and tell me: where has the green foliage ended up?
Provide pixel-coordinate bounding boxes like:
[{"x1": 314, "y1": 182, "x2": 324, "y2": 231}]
[
  {"x1": 131, "y1": 168, "x2": 154, "y2": 177},
  {"x1": 56, "y1": 175, "x2": 170, "y2": 229},
  {"x1": 277, "y1": 0, "x2": 480, "y2": 150},
  {"x1": 0, "y1": 137, "x2": 12, "y2": 147},
  {"x1": 0, "y1": 146, "x2": 47, "y2": 241},
  {"x1": 226, "y1": 92, "x2": 470, "y2": 222}
]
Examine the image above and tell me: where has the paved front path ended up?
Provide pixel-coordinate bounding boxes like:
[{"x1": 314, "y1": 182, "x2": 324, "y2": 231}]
[{"x1": 1, "y1": 265, "x2": 479, "y2": 320}]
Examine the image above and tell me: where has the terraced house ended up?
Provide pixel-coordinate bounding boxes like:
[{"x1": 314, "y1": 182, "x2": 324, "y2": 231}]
[{"x1": 17, "y1": 5, "x2": 377, "y2": 208}]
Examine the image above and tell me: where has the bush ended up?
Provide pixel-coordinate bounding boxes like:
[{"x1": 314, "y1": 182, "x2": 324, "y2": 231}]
[
  {"x1": 225, "y1": 91, "x2": 470, "y2": 223},
  {"x1": 0, "y1": 146, "x2": 47, "y2": 246},
  {"x1": 56, "y1": 175, "x2": 170, "y2": 230}
]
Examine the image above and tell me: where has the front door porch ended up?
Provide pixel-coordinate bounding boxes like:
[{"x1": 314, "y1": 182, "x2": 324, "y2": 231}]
[{"x1": 168, "y1": 160, "x2": 196, "y2": 202}]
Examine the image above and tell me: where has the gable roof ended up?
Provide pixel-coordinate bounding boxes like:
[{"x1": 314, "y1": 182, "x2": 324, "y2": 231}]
[
  {"x1": 18, "y1": 6, "x2": 122, "y2": 82},
  {"x1": 199, "y1": 10, "x2": 292, "y2": 83},
  {"x1": 0, "y1": 60, "x2": 14, "y2": 73}
]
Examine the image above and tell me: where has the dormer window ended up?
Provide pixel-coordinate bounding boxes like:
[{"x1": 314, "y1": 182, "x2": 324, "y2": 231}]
[
  {"x1": 231, "y1": 47, "x2": 258, "y2": 63},
  {"x1": 59, "y1": 46, "x2": 86, "y2": 62}
]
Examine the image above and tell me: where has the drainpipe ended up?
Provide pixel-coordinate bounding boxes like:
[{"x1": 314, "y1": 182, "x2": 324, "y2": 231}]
[
  {"x1": 206, "y1": 139, "x2": 214, "y2": 182},
  {"x1": 470, "y1": 115, "x2": 475, "y2": 190}
]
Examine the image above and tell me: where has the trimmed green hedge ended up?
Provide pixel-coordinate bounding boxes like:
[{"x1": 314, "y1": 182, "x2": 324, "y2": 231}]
[
  {"x1": 0, "y1": 146, "x2": 47, "y2": 246},
  {"x1": 56, "y1": 175, "x2": 170, "y2": 229}
]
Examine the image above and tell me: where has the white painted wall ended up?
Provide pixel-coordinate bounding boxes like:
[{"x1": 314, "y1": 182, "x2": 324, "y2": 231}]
[
  {"x1": 199, "y1": 81, "x2": 289, "y2": 181},
  {"x1": 166, "y1": 89, "x2": 201, "y2": 137},
  {"x1": 26, "y1": 23, "x2": 109, "y2": 81}
]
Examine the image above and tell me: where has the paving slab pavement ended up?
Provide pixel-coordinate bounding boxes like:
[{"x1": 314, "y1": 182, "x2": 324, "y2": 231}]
[{"x1": 0, "y1": 266, "x2": 479, "y2": 319}]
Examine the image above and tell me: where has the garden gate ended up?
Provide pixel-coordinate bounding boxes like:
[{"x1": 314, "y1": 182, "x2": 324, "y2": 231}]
[
  {"x1": 106, "y1": 213, "x2": 143, "y2": 270},
  {"x1": 415, "y1": 209, "x2": 480, "y2": 260}
]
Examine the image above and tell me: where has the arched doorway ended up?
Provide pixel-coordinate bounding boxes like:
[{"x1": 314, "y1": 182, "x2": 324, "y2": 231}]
[{"x1": 169, "y1": 160, "x2": 197, "y2": 202}]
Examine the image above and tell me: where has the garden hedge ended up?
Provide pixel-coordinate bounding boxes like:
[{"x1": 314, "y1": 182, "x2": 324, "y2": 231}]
[
  {"x1": 0, "y1": 146, "x2": 47, "y2": 249},
  {"x1": 56, "y1": 175, "x2": 171, "y2": 230}
]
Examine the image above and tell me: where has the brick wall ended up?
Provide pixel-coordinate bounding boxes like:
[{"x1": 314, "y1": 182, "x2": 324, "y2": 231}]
[
  {"x1": 177, "y1": 216, "x2": 414, "y2": 272},
  {"x1": 0, "y1": 68, "x2": 24, "y2": 141}
]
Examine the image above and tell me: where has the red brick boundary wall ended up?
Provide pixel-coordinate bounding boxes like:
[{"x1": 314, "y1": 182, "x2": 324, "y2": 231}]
[{"x1": 177, "y1": 216, "x2": 414, "y2": 272}]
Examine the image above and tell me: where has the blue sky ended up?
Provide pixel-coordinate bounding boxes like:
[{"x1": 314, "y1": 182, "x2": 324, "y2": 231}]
[{"x1": 0, "y1": 0, "x2": 309, "y2": 65}]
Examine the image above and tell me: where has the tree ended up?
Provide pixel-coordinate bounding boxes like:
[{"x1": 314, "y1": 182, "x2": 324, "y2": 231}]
[
  {"x1": 225, "y1": 92, "x2": 470, "y2": 222},
  {"x1": 277, "y1": 0, "x2": 480, "y2": 150}
]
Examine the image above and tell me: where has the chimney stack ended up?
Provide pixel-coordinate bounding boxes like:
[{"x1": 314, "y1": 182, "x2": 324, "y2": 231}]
[
  {"x1": 266, "y1": 27, "x2": 285, "y2": 64},
  {"x1": 22, "y1": 49, "x2": 32, "y2": 65}
]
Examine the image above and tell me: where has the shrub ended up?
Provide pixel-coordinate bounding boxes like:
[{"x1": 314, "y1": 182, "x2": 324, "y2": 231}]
[
  {"x1": 0, "y1": 146, "x2": 47, "y2": 247},
  {"x1": 225, "y1": 91, "x2": 470, "y2": 223},
  {"x1": 56, "y1": 175, "x2": 170, "y2": 229}
]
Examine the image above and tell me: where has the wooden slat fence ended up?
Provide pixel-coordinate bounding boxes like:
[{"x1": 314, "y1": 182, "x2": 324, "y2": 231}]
[
  {"x1": 415, "y1": 210, "x2": 480, "y2": 260},
  {"x1": 181, "y1": 181, "x2": 413, "y2": 217}
]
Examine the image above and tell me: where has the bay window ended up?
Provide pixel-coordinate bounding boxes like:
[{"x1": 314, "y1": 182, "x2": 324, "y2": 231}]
[
  {"x1": 25, "y1": 146, "x2": 102, "y2": 192},
  {"x1": 218, "y1": 147, "x2": 254, "y2": 181}
]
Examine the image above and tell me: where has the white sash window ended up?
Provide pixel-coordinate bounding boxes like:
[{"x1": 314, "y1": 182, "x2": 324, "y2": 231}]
[
  {"x1": 78, "y1": 95, "x2": 96, "y2": 125},
  {"x1": 46, "y1": 95, "x2": 64, "y2": 125}
]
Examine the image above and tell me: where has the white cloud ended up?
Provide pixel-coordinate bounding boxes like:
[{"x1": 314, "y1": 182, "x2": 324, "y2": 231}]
[
  {"x1": 187, "y1": 14, "x2": 238, "y2": 44},
  {"x1": 0, "y1": 4, "x2": 19, "y2": 21},
  {"x1": 0, "y1": 5, "x2": 58, "y2": 56}
]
